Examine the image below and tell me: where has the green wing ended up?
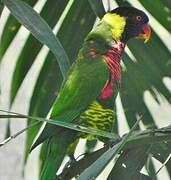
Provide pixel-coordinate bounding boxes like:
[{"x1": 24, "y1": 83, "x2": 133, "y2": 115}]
[
  {"x1": 31, "y1": 57, "x2": 109, "y2": 150},
  {"x1": 51, "y1": 58, "x2": 109, "y2": 119}
]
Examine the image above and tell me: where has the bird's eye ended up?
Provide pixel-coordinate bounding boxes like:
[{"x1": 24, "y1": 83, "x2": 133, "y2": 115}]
[{"x1": 136, "y1": 16, "x2": 142, "y2": 21}]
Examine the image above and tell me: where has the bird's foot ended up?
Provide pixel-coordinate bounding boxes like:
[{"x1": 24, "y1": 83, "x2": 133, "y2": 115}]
[
  {"x1": 63, "y1": 154, "x2": 77, "y2": 170},
  {"x1": 104, "y1": 137, "x2": 121, "y2": 148}
]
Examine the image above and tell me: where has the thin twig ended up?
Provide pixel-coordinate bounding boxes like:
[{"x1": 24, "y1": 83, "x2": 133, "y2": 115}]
[
  {"x1": 0, "y1": 121, "x2": 41, "y2": 147},
  {"x1": 0, "y1": 109, "x2": 28, "y2": 117}
]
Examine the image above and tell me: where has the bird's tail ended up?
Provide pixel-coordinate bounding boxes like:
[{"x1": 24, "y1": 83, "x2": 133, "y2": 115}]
[{"x1": 40, "y1": 129, "x2": 76, "y2": 180}]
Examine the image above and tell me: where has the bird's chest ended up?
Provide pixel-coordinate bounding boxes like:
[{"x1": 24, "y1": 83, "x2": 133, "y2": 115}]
[
  {"x1": 99, "y1": 43, "x2": 124, "y2": 100},
  {"x1": 99, "y1": 78, "x2": 120, "y2": 100},
  {"x1": 79, "y1": 100, "x2": 115, "y2": 139}
]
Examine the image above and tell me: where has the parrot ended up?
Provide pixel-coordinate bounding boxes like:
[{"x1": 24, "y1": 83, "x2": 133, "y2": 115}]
[{"x1": 30, "y1": 6, "x2": 151, "y2": 180}]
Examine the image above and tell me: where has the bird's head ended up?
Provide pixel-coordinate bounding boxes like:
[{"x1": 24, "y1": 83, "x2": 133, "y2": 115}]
[{"x1": 102, "y1": 6, "x2": 151, "y2": 43}]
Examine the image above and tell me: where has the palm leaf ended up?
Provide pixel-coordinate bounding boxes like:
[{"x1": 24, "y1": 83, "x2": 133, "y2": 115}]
[
  {"x1": 10, "y1": 0, "x2": 69, "y2": 103},
  {"x1": 107, "y1": 146, "x2": 151, "y2": 180},
  {"x1": 0, "y1": 0, "x2": 37, "y2": 61},
  {"x1": 2, "y1": 0, "x2": 70, "y2": 78},
  {"x1": 139, "y1": 0, "x2": 171, "y2": 32}
]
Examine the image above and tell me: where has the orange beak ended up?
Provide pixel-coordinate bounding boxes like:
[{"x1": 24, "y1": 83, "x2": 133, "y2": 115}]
[{"x1": 136, "y1": 24, "x2": 151, "y2": 43}]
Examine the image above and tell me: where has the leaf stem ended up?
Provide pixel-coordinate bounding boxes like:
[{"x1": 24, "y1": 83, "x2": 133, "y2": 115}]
[
  {"x1": 0, "y1": 109, "x2": 119, "y2": 142},
  {"x1": 0, "y1": 121, "x2": 41, "y2": 147}
]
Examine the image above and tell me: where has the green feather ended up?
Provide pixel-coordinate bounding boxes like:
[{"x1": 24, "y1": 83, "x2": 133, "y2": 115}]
[{"x1": 40, "y1": 129, "x2": 76, "y2": 180}]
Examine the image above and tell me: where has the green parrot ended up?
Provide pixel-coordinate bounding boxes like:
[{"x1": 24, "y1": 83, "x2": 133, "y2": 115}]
[{"x1": 31, "y1": 6, "x2": 151, "y2": 180}]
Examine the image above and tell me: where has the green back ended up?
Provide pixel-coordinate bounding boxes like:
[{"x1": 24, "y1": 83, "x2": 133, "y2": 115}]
[{"x1": 50, "y1": 57, "x2": 109, "y2": 121}]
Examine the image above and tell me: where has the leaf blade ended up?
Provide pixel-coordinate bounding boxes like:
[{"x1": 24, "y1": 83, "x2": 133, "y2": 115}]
[
  {"x1": 0, "y1": 0, "x2": 37, "y2": 60},
  {"x1": 2, "y1": 0, "x2": 70, "y2": 77},
  {"x1": 10, "y1": 0, "x2": 69, "y2": 103},
  {"x1": 0, "y1": 110, "x2": 118, "y2": 139},
  {"x1": 107, "y1": 146, "x2": 151, "y2": 180},
  {"x1": 88, "y1": 0, "x2": 105, "y2": 18}
]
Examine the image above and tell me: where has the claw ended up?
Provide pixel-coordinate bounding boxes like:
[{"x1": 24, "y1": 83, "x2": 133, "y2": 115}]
[
  {"x1": 104, "y1": 137, "x2": 121, "y2": 148},
  {"x1": 63, "y1": 154, "x2": 77, "y2": 170}
]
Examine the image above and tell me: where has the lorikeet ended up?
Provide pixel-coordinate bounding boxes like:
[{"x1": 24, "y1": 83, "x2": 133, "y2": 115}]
[{"x1": 31, "y1": 6, "x2": 151, "y2": 179}]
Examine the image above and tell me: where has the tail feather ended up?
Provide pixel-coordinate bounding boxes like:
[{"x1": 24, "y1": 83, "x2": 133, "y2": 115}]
[
  {"x1": 30, "y1": 113, "x2": 80, "y2": 152},
  {"x1": 40, "y1": 130, "x2": 76, "y2": 180}
]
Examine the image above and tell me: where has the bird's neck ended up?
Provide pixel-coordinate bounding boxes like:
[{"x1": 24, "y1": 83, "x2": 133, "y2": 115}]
[
  {"x1": 86, "y1": 19, "x2": 126, "y2": 79},
  {"x1": 102, "y1": 12, "x2": 126, "y2": 40},
  {"x1": 104, "y1": 41, "x2": 125, "y2": 81},
  {"x1": 86, "y1": 13, "x2": 126, "y2": 46},
  {"x1": 86, "y1": 21, "x2": 114, "y2": 46},
  {"x1": 99, "y1": 41, "x2": 125, "y2": 100}
]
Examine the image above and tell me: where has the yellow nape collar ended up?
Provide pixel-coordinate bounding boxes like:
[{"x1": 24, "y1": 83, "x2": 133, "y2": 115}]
[{"x1": 102, "y1": 13, "x2": 126, "y2": 40}]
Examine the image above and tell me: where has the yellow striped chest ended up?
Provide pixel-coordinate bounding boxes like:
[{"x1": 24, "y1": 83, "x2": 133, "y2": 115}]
[{"x1": 79, "y1": 100, "x2": 115, "y2": 139}]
